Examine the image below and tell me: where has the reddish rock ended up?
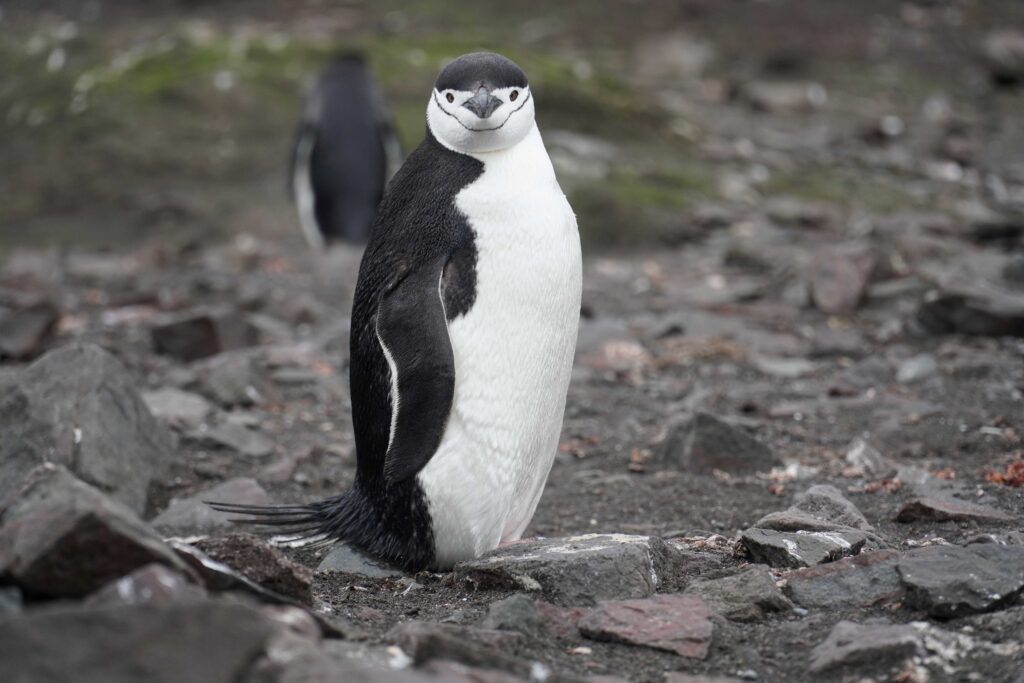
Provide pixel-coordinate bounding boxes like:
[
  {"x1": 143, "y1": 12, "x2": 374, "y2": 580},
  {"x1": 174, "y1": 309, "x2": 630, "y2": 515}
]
[
  {"x1": 811, "y1": 245, "x2": 875, "y2": 314},
  {"x1": 535, "y1": 601, "x2": 590, "y2": 639},
  {"x1": 578, "y1": 594, "x2": 713, "y2": 659}
]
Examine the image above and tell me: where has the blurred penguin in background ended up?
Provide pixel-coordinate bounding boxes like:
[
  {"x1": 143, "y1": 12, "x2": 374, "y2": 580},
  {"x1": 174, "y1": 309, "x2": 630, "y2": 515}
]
[{"x1": 289, "y1": 53, "x2": 403, "y2": 249}]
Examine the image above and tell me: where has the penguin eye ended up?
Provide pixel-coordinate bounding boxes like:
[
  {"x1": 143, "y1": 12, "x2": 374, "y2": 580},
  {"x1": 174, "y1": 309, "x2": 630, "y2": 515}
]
[
  {"x1": 510, "y1": 90, "x2": 519, "y2": 102},
  {"x1": 445, "y1": 92, "x2": 454, "y2": 103}
]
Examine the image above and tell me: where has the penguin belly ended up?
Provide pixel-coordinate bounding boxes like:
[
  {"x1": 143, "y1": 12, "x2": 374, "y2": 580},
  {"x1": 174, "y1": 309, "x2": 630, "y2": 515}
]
[{"x1": 416, "y1": 129, "x2": 582, "y2": 569}]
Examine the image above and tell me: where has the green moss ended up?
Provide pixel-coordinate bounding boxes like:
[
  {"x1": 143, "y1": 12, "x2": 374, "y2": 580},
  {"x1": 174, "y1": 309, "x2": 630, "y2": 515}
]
[{"x1": 763, "y1": 168, "x2": 924, "y2": 212}]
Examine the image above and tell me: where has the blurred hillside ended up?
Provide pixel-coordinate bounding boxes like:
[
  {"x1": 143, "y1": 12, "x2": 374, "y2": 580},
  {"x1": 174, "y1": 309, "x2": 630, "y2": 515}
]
[{"x1": 1, "y1": 0, "x2": 1023, "y2": 251}]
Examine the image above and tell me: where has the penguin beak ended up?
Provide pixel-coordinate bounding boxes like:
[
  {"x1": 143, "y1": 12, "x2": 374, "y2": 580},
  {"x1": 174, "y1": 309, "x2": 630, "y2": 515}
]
[{"x1": 462, "y1": 86, "x2": 502, "y2": 119}]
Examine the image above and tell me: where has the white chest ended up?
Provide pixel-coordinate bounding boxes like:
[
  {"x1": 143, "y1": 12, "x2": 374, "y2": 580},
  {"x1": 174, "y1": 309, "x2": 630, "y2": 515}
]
[{"x1": 417, "y1": 126, "x2": 582, "y2": 568}]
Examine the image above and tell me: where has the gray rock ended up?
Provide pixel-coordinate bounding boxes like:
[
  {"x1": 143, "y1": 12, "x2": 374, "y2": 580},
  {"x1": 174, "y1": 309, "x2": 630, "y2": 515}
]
[
  {"x1": 844, "y1": 438, "x2": 893, "y2": 475},
  {"x1": 897, "y1": 353, "x2": 938, "y2": 383},
  {"x1": 0, "y1": 344, "x2": 174, "y2": 514},
  {"x1": 152, "y1": 308, "x2": 259, "y2": 362},
  {"x1": 983, "y1": 29, "x2": 1024, "y2": 85},
  {"x1": 193, "y1": 421, "x2": 274, "y2": 458},
  {"x1": 916, "y1": 286, "x2": 1024, "y2": 337},
  {"x1": 783, "y1": 485, "x2": 873, "y2": 531},
  {"x1": 86, "y1": 563, "x2": 206, "y2": 606},
  {"x1": 480, "y1": 594, "x2": 547, "y2": 640},
  {"x1": 0, "y1": 300, "x2": 58, "y2": 359},
  {"x1": 152, "y1": 477, "x2": 271, "y2": 535},
  {"x1": 142, "y1": 387, "x2": 213, "y2": 429},
  {"x1": 578, "y1": 594, "x2": 713, "y2": 659},
  {"x1": 0, "y1": 586, "x2": 23, "y2": 617},
  {"x1": 200, "y1": 351, "x2": 264, "y2": 407},
  {"x1": 895, "y1": 495, "x2": 1014, "y2": 524},
  {"x1": 683, "y1": 565, "x2": 793, "y2": 622},
  {"x1": 387, "y1": 621, "x2": 528, "y2": 676},
  {"x1": 782, "y1": 550, "x2": 903, "y2": 609},
  {"x1": 740, "y1": 81, "x2": 827, "y2": 113},
  {"x1": 764, "y1": 196, "x2": 837, "y2": 230},
  {"x1": 455, "y1": 534, "x2": 670, "y2": 606},
  {"x1": 317, "y1": 543, "x2": 407, "y2": 579},
  {"x1": 665, "y1": 675, "x2": 743, "y2": 683},
  {"x1": 834, "y1": 358, "x2": 894, "y2": 391},
  {"x1": 809, "y1": 620, "x2": 922, "y2": 673},
  {"x1": 193, "y1": 534, "x2": 313, "y2": 604},
  {"x1": 741, "y1": 528, "x2": 867, "y2": 569},
  {"x1": 0, "y1": 598, "x2": 278, "y2": 683},
  {"x1": 0, "y1": 464, "x2": 194, "y2": 597},
  {"x1": 1004, "y1": 253, "x2": 1024, "y2": 284},
  {"x1": 897, "y1": 544, "x2": 1024, "y2": 618},
  {"x1": 657, "y1": 412, "x2": 780, "y2": 474}
]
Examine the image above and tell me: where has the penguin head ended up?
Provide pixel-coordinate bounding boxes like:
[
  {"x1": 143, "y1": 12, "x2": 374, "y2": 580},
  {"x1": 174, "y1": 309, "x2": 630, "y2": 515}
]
[{"x1": 427, "y1": 52, "x2": 535, "y2": 154}]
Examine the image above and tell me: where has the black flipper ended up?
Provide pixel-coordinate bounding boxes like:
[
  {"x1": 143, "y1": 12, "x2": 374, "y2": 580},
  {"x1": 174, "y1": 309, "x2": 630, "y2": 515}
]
[{"x1": 377, "y1": 252, "x2": 455, "y2": 484}]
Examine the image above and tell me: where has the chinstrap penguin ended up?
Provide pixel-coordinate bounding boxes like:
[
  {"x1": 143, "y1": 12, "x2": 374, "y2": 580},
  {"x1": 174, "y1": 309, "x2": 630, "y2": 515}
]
[
  {"x1": 215, "y1": 52, "x2": 582, "y2": 571},
  {"x1": 289, "y1": 52, "x2": 403, "y2": 248}
]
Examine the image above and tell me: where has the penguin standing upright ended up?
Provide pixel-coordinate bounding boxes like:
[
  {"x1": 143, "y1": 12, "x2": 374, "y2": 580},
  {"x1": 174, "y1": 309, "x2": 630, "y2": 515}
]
[
  {"x1": 289, "y1": 53, "x2": 403, "y2": 248},
  {"x1": 216, "y1": 52, "x2": 582, "y2": 571}
]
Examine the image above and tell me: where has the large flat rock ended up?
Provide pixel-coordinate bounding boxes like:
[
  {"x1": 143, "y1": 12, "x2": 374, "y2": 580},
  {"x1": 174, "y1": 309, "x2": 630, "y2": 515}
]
[
  {"x1": 897, "y1": 544, "x2": 1024, "y2": 618},
  {"x1": 578, "y1": 594, "x2": 713, "y2": 659},
  {"x1": 454, "y1": 534, "x2": 669, "y2": 606}
]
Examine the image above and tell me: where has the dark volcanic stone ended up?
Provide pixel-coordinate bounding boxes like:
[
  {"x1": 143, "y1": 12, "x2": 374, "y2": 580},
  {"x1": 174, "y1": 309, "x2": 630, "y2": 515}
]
[
  {"x1": 897, "y1": 544, "x2": 1024, "y2": 618},
  {"x1": 86, "y1": 563, "x2": 205, "y2": 606},
  {"x1": 578, "y1": 594, "x2": 713, "y2": 659},
  {"x1": 454, "y1": 534, "x2": 669, "y2": 606},
  {"x1": 152, "y1": 477, "x2": 271, "y2": 535},
  {"x1": 895, "y1": 495, "x2": 1014, "y2": 524},
  {"x1": 0, "y1": 465, "x2": 193, "y2": 598},
  {"x1": 0, "y1": 344, "x2": 174, "y2": 514},
  {"x1": 152, "y1": 308, "x2": 259, "y2": 362},
  {"x1": 783, "y1": 550, "x2": 903, "y2": 609},
  {"x1": 0, "y1": 598, "x2": 277, "y2": 683},
  {"x1": 809, "y1": 620, "x2": 921, "y2": 673},
  {"x1": 480, "y1": 594, "x2": 547, "y2": 640},
  {"x1": 0, "y1": 300, "x2": 59, "y2": 359},
  {"x1": 657, "y1": 412, "x2": 780, "y2": 474},
  {"x1": 683, "y1": 565, "x2": 793, "y2": 622},
  {"x1": 916, "y1": 288, "x2": 1024, "y2": 337},
  {"x1": 387, "y1": 621, "x2": 528, "y2": 676},
  {"x1": 192, "y1": 534, "x2": 313, "y2": 604},
  {"x1": 741, "y1": 528, "x2": 867, "y2": 569}
]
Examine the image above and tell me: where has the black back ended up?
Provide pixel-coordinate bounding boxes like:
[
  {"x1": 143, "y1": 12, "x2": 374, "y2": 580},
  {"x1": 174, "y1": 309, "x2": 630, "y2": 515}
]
[
  {"x1": 291, "y1": 55, "x2": 395, "y2": 243},
  {"x1": 344, "y1": 131, "x2": 483, "y2": 567}
]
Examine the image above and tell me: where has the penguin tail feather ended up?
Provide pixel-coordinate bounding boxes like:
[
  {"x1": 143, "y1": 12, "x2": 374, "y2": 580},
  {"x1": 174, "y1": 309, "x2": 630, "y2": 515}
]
[{"x1": 205, "y1": 493, "x2": 351, "y2": 547}]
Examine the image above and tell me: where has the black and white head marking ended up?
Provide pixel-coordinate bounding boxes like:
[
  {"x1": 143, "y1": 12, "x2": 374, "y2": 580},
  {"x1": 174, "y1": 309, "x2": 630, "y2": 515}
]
[{"x1": 427, "y1": 52, "x2": 535, "y2": 154}]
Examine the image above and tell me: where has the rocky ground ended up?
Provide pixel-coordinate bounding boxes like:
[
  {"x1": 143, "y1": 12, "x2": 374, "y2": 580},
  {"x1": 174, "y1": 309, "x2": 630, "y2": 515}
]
[{"x1": 2, "y1": 1, "x2": 1024, "y2": 682}]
